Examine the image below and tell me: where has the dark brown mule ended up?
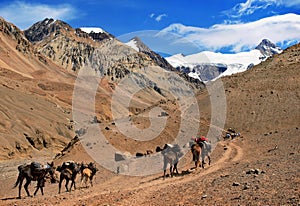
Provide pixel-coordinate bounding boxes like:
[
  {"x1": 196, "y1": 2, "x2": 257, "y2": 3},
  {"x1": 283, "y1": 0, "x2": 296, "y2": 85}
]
[
  {"x1": 13, "y1": 162, "x2": 56, "y2": 199},
  {"x1": 57, "y1": 161, "x2": 80, "y2": 194},
  {"x1": 162, "y1": 144, "x2": 183, "y2": 179}
]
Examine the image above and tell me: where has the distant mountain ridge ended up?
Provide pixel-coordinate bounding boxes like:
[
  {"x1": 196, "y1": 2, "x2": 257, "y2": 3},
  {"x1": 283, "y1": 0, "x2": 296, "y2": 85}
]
[
  {"x1": 124, "y1": 36, "x2": 206, "y2": 86},
  {"x1": 125, "y1": 36, "x2": 152, "y2": 53},
  {"x1": 165, "y1": 39, "x2": 283, "y2": 82},
  {"x1": 125, "y1": 36, "x2": 174, "y2": 71},
  {"x1": 23, "y1": 19, "x2": 176, "y2": 78},
  {"x1": 25, "y1": 18, "x2": 114, "y2": 43}
]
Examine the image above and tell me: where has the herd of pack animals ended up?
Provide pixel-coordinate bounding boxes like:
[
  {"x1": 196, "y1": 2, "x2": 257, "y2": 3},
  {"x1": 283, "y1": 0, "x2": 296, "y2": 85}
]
[
  {"x1": 13, "y1": 140, "x2": 212, "y2": 199},
  {"x1": 13, "y1": 161, "x2": 98, "y2": 199}
]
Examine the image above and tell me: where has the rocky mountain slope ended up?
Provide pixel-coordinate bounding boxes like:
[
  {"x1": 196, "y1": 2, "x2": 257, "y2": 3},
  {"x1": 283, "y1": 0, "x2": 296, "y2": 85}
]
[
  {"x1": 125, "y1": 36, "x2": 152, "y2": 53},
  {"x1": 0, "y1": 17, "x2": 77, "y2": 159},
  {"x1": 0, "y1": 17, "x2": 205, "y2": 160},
  {"x1": 125, "y1": 36, "x2": 174, "y2": 71},
  {"x1": 24, "y1": 19, "x2": 172, "y2": 74},
  {"x1": 24, "y1": 18, "x2": 100, "y2": 72}
]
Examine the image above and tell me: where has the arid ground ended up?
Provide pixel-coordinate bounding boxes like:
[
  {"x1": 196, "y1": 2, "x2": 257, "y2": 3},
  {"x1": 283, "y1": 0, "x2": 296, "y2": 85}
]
[{"x1": 0, "y1": 19, "x2": 299, "y2": 206}]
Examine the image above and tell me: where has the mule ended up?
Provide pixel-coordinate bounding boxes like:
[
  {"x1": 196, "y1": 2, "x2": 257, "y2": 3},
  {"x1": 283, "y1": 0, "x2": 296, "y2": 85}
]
[
  {"x1": 162, "y1": 144, "x2": 183, "y2": 179},
  {"x1": 80, "y1": 162, "x2": 98, "y2": 188},
  {"x1": 57, "y1": 161, "x2": 80, "y2": 194},
  {"x1": 13, "y1": 162, "x2": 56, "y2": 199},
  {"x1": 191, "y1": 142, "x2": 211, "y2": 169},
  {"x1": 199, "y1": 141, "x2": 211, "y2": 167},
  {"x1": 191, "y1": 144, "x2": 202, "y2": 169}
]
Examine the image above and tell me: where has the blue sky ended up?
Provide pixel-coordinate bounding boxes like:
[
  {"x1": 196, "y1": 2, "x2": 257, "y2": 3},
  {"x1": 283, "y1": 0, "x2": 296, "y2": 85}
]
[{"x1": 0, "y1": 0, "x2": 300, "y2": 55}]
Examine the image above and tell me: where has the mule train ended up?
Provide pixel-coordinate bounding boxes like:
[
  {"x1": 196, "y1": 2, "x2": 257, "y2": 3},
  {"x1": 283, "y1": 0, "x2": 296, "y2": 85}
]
[
  {"x1": 13, "y1": 141, "x2": 211, "y2": 198},
  {"x1": 13, "y1": 161, "x2": 98, "y2": 198}
]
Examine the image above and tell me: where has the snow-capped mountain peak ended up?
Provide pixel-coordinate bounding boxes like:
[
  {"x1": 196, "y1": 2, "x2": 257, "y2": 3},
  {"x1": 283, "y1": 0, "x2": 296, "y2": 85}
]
[
  {"x1": 125, "y1": 36, "x2": 152, "y2": 53},
  {"x1": 255, "y1": 39, "x2": 283, "y2": 57},
  {"x1": 165, "y1": 39, "x2": 282, "y2": 82}
]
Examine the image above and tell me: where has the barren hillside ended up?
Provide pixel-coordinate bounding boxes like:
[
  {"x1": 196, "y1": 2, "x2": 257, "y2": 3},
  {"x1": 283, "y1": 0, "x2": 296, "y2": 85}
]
[{"x1": 0, "y1": 17, "x2": 299, "y2": 206}]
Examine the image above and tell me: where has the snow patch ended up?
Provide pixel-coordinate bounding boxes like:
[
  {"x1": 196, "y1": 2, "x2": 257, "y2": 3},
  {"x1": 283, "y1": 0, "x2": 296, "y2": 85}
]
[
  {"x1": 125, "y1": 39, "x2": 139, "y2": 52},
  {"x1": 166, "y1": 48, "x2": 275, "y2": 81},
  {"x1": 166, "y1": 50, "x2": 263, "y2": 69},
  {"x1": 188, "y1": 72, "x2": 202, "y2": 81},
  {"x1": 80, "y1": 27, "x2": 105, "y2": 33}
]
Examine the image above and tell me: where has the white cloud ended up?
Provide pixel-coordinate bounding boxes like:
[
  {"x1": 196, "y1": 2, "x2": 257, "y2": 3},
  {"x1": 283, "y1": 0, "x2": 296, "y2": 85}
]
[
  {"x1": 149, "y1": 13, "x2": 167, "y2": 22},
  {"x1": 149, "y1": 13, "x2": 155, "y2": 18},
  {"x1": 225, "y1": 0, "x2": 277, "y2": 18},
  {"x1": 225, "y1": 0, "x2": 300, "y2": 18},
  {"x1": 0, "y1": 1, "x2": 77, "y2": 30},
  {"x1": 155, "y1": 14, "x2": 167, "y2": 22},
  {"x1": 158, "y1": 13, "x2": 300, "y2": 53}
]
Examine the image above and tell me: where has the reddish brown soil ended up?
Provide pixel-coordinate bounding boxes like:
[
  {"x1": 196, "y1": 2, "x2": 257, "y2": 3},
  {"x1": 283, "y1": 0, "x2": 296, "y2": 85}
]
[
  {"x1": 0, "y1": 21, "x2": 299, "y2": 205},
  {"x1": 0, "y1": 127, "x2": 299, "y2": 206}
]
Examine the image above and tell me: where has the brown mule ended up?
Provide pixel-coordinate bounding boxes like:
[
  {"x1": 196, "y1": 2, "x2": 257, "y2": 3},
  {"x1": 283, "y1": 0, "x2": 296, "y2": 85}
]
[{"x1": 191, "y1": 144, "x2": 202, "y2": 169}]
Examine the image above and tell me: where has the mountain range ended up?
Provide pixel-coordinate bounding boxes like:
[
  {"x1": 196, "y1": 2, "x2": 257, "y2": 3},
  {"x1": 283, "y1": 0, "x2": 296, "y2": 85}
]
[
  {"x1": 0, "y1": 17, "x2": 204, "y2": 159},
  {"x1": 165, "y1": 39, "x2": 283, "y2": 81},
  {"x1": 22, "y1": 18, "x2": 283, "y2": 84},
  {"x1": 0, "y1": 16, "x2": 296, "y2": 160},
  {"x1": 0, "y1": 16, "x2": 299, "y2": 205}
]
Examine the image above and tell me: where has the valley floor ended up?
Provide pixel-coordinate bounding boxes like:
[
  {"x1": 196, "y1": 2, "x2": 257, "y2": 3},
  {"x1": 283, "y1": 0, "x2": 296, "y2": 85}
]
[{"x1": 0, "y1": 127, "x2": 299, "y2": 206}]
